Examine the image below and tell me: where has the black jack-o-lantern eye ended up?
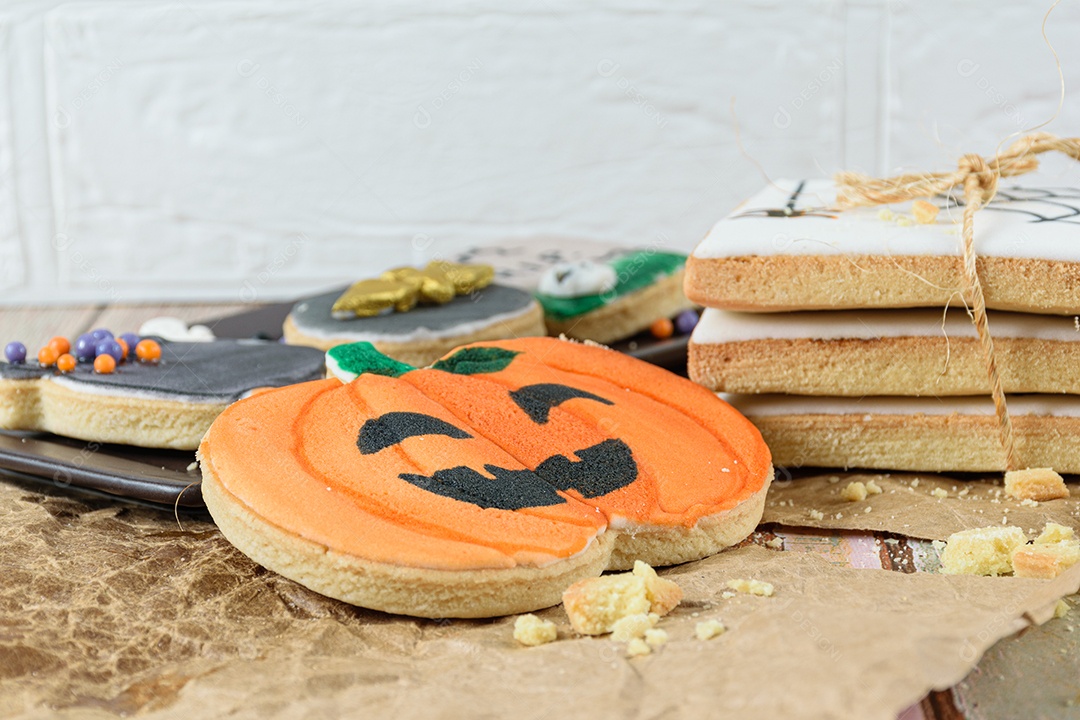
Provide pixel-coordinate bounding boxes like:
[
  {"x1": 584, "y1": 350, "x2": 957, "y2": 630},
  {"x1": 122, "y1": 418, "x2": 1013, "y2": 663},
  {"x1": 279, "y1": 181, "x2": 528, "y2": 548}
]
[
  {"x1": 509, "y1": 384, "x2": 614, "y2": 424},
  {"x1": 357, "y1": 411, "x2": 472, "y2": 455}
]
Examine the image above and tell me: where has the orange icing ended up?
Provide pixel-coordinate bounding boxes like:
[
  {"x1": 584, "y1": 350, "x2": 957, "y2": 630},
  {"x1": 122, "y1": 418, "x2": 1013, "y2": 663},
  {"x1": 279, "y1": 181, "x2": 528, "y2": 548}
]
[{"x1": 201, "y1": 338, "x2": 770, "y2": 571}]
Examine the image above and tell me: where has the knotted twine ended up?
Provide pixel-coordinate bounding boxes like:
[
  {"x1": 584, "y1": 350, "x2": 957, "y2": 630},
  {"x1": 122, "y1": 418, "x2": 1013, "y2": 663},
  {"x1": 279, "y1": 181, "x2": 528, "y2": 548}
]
[{"x1": 833, "y1": 132, "x2": 1080, "y2": 472}]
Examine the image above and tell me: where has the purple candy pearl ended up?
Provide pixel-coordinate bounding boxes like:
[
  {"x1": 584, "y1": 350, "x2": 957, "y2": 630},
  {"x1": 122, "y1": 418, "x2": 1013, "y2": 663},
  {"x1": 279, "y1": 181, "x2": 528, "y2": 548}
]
[
  {"x1": 75, "y1": 333, "x2": 97, "y2": 363},
  {"x1": 96, "y1": 340, "x2": 124, "y2": 362},
  {"x1": 4, "y1": 341, "x2": 27, "y2": 364},
  {"x1": 119, "y1": 333, "x2": 140, "y2": 358},
  {"x1": 674, "y1": 309, "x2": 700, "y2": 335},
  {"x1": 90, "y1": 328, "x2": 114, "y2": 342}
]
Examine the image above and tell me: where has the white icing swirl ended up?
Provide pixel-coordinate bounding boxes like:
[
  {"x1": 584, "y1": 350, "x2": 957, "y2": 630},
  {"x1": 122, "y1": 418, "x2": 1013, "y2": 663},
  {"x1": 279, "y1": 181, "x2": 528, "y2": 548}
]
[
  {"x1": 537, "y1": 261, "x2": 617, "y2": 298},
  {"x1": 138, "y1": 317, "x2": 215, "y2": 342}
]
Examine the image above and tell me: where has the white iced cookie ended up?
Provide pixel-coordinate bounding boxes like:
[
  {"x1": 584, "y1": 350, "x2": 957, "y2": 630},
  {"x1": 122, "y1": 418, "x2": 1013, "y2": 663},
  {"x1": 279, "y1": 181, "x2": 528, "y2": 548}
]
[
  {"x1": 139, "y1": 316, "x2": 216, "y2": 342},
  {"x1": 537, "y1": 262, "x2": 617, "y2": 298}
]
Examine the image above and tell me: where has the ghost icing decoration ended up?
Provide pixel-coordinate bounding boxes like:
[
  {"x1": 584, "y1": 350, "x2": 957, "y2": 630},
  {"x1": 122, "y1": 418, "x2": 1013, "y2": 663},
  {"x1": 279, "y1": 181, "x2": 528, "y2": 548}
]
[{"x1": 198, "y1": 337, "x2": 772, "y2": 618}]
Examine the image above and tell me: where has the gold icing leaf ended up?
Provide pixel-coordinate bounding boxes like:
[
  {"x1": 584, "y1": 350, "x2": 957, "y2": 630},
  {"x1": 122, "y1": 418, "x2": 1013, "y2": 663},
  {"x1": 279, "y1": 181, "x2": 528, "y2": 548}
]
[
  {"x1": 331, "y1": 279, "x2": 417, "y2": 318},
  {"x1": 429, "y1": 261, "x2": 495, "y2": 295},
  {"x1": 382, "y1": 267, "x2": 455, "y2": 305},
  {"x1": 331, "y1": 263, "x2": 496, "y2": 319}
]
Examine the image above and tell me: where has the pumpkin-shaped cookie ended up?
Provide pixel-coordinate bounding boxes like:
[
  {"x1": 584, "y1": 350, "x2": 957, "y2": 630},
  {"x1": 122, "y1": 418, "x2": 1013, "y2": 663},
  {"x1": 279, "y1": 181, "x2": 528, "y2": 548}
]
[{"x1": 199, "y1": 337, "x2": 771, "y2": 618}]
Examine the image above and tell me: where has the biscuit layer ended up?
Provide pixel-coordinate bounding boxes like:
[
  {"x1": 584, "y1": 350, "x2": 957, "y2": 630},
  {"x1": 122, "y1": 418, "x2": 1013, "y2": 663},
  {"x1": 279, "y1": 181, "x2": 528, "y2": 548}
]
[{"x1": 690, "y1": 308, "x2": 1080, "y2": 396}]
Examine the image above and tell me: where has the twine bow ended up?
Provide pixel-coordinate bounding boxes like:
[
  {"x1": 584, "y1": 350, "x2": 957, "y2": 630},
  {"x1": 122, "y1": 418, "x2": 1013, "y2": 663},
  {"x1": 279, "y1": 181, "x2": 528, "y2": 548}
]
[{"x1": 833, "y1": 132, "x2": 1080, "y2": 472}]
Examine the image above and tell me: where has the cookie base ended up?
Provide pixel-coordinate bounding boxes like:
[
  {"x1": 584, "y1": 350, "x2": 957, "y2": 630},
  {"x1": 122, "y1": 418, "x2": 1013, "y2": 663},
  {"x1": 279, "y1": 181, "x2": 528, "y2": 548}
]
[
  {"x1": 0, "y1": 378, "x2": 224, "y2": 450},
  {"x1": 686, "y1": 255, "x2": 1080, "y2": 314},
  {"x1": 690, "y1": 336, "x2": 1080, "y2": 396},
  {"x1": 544, "y1": 270, "x2": 694, "y2": 344},
  {"x1": 746, "y1": 412, "x2": 1080, "y2": 473},
  {"x1": 283, "y1": 303, "x2": 546, "y2": 367}
]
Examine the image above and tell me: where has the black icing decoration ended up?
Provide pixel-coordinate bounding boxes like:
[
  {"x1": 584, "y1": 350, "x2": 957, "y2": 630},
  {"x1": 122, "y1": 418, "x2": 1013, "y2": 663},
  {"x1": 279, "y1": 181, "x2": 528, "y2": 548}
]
[
  {"x1": 290, "y1": 284, "x2": 535, "y2": 339},
  {"x1": 0, "y1": 340, "x2": 325, "y2": 402},
  {"x1": 395, "y1": 438, "x2": 638, "y2": 510},
  {"x1": 398, "y1": 465, "x2": 566, "y2": 510},
  {"x1": 357, "y1": 412, "x2": 473, "y2": 455},
  {"x1": 508, "y1": 383, "x2": 614, "y2": 424},
  {"x1": 532, "y1": 438, "x2": 637, "y2": 499}
]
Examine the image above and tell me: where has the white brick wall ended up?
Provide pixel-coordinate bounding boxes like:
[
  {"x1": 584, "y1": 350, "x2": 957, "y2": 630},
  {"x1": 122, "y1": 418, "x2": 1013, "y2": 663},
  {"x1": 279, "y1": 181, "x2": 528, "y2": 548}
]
[{"x1": 2, "y1": 0, "x2": 1078, "y2": 304}]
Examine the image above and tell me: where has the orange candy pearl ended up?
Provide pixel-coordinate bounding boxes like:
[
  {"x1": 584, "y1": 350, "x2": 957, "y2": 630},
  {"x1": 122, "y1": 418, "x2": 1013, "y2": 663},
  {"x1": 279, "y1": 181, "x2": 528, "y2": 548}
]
[
  {"x1": 94, "y1": 354, "x2": 117, "y2": 374},
  {"x1": 37, "y1": 346, "x2": 60, "y2": 366},
  {"x1": 649, "y1": 318, "x2": 674, "y2": 339},
  {"x1": 56, "y1": 353, "x2": 77, "y2": 373},
  {"x1": 135, "y1": 339, "x2": 162, "y2": 362},
  {"x1": 48, "y1": 336, "x2": 71, "y2": 355},
  {"x1": 116, "y1": 338, "x2": 129, "y2": 361}
]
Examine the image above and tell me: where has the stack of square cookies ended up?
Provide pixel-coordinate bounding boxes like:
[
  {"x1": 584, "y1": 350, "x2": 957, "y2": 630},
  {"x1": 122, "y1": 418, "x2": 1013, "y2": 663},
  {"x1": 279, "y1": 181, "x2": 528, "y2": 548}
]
[{"x1": 685, "y1": 179, "x2": 1080, "y2": 473}]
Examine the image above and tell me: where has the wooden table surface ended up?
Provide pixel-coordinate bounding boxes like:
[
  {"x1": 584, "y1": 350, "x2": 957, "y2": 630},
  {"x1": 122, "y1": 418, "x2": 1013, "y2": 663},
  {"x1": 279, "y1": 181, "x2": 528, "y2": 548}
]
[{"x1": 0, "y1": 303, "x2": 1073, "y2": 720}]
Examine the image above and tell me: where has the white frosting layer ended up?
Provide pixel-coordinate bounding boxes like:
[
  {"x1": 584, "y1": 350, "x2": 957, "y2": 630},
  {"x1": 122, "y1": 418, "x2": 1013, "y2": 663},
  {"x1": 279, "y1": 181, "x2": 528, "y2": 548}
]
[
  {"x1": 292, "y1": 300, "x2": 537, "y2": 343},
  {"x1": 693, "y1": 179, "x2": 1080, "y2": 261},
  {"x1": 138, "y1": 317, "x2": 216, "y2": 342},
  {"x1": 693, "y1": 307, "x2": 1080, "y2": 344},
  {"x1": 723, "y1": 393, "x2": 1080, "y2": 418},
  {"x1": 325, "y1": 353, "x2": 356, "y2": 384},
  {"x1": 48, "y1": 375, "x2": 226, "y2": 404},
  {"x1": 537, "y1": 261, "x2": 618, "y2": 297}
]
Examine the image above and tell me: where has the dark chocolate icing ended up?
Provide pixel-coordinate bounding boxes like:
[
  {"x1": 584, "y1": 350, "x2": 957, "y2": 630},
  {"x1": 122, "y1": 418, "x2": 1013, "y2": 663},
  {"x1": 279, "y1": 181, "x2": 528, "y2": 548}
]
[
  {"x1": 0, "y1": 340, "x2": 325, "y2": 402},
  {"x1": 289, "y1": 284, "x2": 536, "y2": 338}
]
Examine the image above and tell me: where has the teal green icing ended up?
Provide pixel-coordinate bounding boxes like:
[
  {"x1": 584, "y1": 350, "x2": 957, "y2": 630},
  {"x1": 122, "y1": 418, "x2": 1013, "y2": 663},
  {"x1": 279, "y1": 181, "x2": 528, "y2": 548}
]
[
  {"x1": 431, "y1": 347, "x2": 519, "y2": 375},
  {"x1": 534, "y1": 250, "x2": 687, "y2": 321},
  {"x1": 328, "y1": 342, "x2": 414, "y2": 378}
]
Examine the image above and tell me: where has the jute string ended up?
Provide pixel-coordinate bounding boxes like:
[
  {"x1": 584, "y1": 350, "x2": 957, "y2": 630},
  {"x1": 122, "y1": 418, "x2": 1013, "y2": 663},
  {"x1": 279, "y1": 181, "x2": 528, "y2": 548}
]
[{"x1": 833, "y1": 132, "x2": 1080, "y2": 472}]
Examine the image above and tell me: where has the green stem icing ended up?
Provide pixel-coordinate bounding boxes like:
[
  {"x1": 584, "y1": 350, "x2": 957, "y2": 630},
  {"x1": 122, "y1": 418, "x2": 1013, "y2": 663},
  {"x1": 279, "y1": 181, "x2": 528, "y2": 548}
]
[
  {"x1": 431, "y1": 347, "x2": 519, "y2": 375},
  {"x1": 327, "y1": 342, "x2": 414, "y2": 378},
  {"x1": 534, "y1": 250, "x2": 686, "y2": 321}
]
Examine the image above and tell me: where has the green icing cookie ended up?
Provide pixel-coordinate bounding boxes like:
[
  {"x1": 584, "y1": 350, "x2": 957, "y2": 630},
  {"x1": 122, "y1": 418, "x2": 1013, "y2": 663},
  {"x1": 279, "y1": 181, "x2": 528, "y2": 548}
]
[{"x1": 534, "y1": 250, "x2": 687, "y2": 321}]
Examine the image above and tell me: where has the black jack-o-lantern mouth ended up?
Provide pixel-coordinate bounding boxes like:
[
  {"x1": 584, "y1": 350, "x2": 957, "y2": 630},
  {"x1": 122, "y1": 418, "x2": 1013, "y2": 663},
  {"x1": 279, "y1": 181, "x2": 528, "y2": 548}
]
[{"x1": 356, "y1": 382, "x2": 638, "y2": 510}]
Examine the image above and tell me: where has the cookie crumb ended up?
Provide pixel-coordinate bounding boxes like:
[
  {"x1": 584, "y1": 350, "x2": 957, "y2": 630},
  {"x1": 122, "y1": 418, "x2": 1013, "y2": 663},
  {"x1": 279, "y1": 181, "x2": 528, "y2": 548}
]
[
  {"x1": 840, "y1": 481, "x2": 867, "y2": 502},
  {"x1": 726, "y1": 578, "x2": 774, "y2": 597},
  {"x1": 513, "y1": 614, "x2": 557, "y2": 646},
  {"x1": 611, "y1": 613, "x2": 657, "y2": 642},
  {"x1": 562, "y1": 561, "x2": 681, "y2": 635},
  {"x1": 895, "y1": 215, "x2": 914, "y2": 227},
  {"x1": 186, "y1": 461, "x2": 199, "y2": 472},
  {"x1": 764, "y1": 537, "x2": 783, "y2": 550},
  {"x1": 644, "y1": 628, "x2": 669, "y2": 647},
  {"x1": 827, "y1": 476, "x2": 841, "y2": 484},
  {"x1": 1056, "y1": 598, "x2": 1072, "y2": 619},
  {"x1": 912, "y1": 200, "x2": 940, "y2": 224},
  {"x1": 695, "y1": 619, "x2": 726, "y2": 641},
  {"x1": 910, "y1": 479, "x2": 920, "y2": 488},
  {"x1": 931, "y1": 487, "x2": 948, "y2": 500},
  {"x1": 809, "y1": 509, "x2": 825, "y2": 521},
  {"x1": 1004, "y1": 468, "x2": 1069, "y2": 502},
  {"x1": 865, "y1": 480, "x2": 883, "y2": 495},
  {"x1": 1036, "y1": 523, "x2": 1075, "y2": 545},
  {"x1": 864, "y1": 506, "x2": 872, "y2": 514},
  {"x1": 721, "y1": 591, "x2": 736, "y2": 599},
  {"x1": 939, "y1": 525, "x2": 1027, "y2": 576},
  {"x1": 626, "y1": 638, "x2": 651, "y2": 657},
  {"x1": 1011, "y1": 522, "x2": 1080, "y2": 579},
  {"x1": 633, "y1": 560, "x2": 683, "y2": 615},
  {"x1": 877, "y1": 208, "x2": 895, "y2": 221}
]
